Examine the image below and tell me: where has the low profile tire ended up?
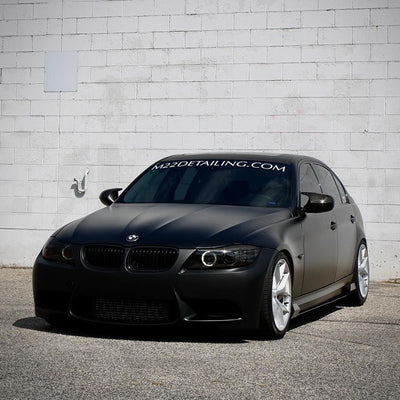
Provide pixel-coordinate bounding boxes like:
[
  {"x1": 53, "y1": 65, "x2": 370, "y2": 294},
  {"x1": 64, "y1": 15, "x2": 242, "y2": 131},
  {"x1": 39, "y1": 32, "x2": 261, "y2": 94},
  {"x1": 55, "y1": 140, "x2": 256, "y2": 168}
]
[
  {"x1": 348, "y1": 241, "x2": 370, "y2": 306},
  {"x1": 260, "y1": 253, "x2": 292, "y2": 340}
]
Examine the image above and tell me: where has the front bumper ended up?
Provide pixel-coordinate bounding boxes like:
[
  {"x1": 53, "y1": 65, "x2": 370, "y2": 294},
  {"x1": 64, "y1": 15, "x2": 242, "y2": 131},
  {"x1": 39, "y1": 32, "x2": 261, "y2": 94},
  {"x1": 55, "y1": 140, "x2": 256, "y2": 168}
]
[{"x1": 33, "y1": 247, "x2": 276, "y2": 330}]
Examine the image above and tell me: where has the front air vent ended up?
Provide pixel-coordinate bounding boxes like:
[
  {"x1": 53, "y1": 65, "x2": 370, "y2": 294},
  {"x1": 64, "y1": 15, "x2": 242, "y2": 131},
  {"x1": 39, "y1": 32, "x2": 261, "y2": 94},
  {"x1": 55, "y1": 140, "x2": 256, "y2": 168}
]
[
  {"x1": 127, "y1": 247, "x2": 178, "y2": 271},
  {"x1": 82, "y1": 245, "x2": 125, "y2": 269},
  {"x1": 71, "y1": 296, "x2": 178, "y2": 324}
]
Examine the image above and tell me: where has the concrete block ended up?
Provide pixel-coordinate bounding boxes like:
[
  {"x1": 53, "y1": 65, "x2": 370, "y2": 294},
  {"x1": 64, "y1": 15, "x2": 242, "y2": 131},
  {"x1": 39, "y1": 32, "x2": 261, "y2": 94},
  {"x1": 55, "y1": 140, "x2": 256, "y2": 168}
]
[
  {"x1": 250, "y1": 64, "x2": 282, "y2": 80},
  {"x1": 138, "y1": 16, "x2": 169, "y2": 32},
  {"x1": 283, "y1": 28, "x2": 317, "y2": 45},
  {"x1": 268, "y1": 12, "x2": 300, "y2": 29},
  {"x1": 0, "y1": 53, "x2": 17, "y2": 68},
  {"x1": 108, "y1": 16, "x2": 138, "y2": 33},
  {"x1": 17, "y1": 52, "x2": 44, "y2": 68},
  {"x1": 200, "y1": 82, "x2": 231, "y2": 98},
  {"x1": 352, "y1": 62, "x2": 387, "y2": 79},
  {"x1": 388, "y1": 62, "x2": 400, "y2": 78},
  {"x1": 250, "y1": 29, "x2": 282, "y2": 46},
  {"x1": 219, "y1": 0, "x2": 251, "y2": 13},
  {"x1": 251, "y1": 0, "x2": 283, "y2": 12},
  {"x1": 3, "y1": 36, "x2": 32, "y2": 52},
  {"x1": 186, "y1": 31, "x2": 217, "y2": 48},
  {"x1": 77, "y1": 17, "x2": 107, "y2": 34},
  {"x1": 233, "y1": 116, "x2": 265, "y2": 132},
  {"x1": 154, "y1": 32, "x2": 185, "y2": 48},
  {"x1": 152, "y1": 66, "x2": 184, "y2": 81},
  {"x1": 123, "y1": 33, "x2": 153, "y2": 49},
  {"x1": 199, "y1": 116, "x2": 232, "y2": 132},
  {"x1": 218, "y1": 30, "x2": 251, "y2": 47},
  {"x1": 350, "y1": 98, "x2": 385, "y2": 115},
  {"x1": 202, "y1": 14, "x2": 234, "y2": 30},
  {"x1": 301, "y1": 45, "x2": 335, "y2": 62},
  {"x1": 18, "y1": 19, "x2": 47, "y2": 36},
  {"x1": 62, "y1": 18, "x2": 77, "y2": 34},
  {"x1": 154, "y1": 0, "x2": 185, "y2": 15},
  {"x1": 4, "y1": 3, "x2": 33, "y2": 19},
  {"x1": 170, "y1": 15, "x2": 202, "y2": 31},
  {"x1": 183, "y1": 65, "x2": 216, "y2": 81},
  {"x1": 234, "y1": 12, "x2": 267, "y2": 29},
  {"x1": 370, "y1": 79, "x2": 400, "y2": 96},
  {"x1": 168, "y1": 116, "x2": 199, "y2": 132},
  {"x1": 335, "y1": 9, "x2": 370, "y2": 27},
  {"x1": 318, "y1": 28, "x2": 352, "y2": 45},
  {"x1": 371, "y1": 8, "x2": 400, "y2": 26},
  {"x1": 47, "y1": 19, "x2": 62, "y2": 35},
  {"x1": 92, "y1": 34, "x2": 122, "y2": 50},
  {"x1": 186, "y1": 0, "x2": 218, "y2": 14},
  {"x1": 389, "y1": 26, "x2": 400, "y2": 43},
  {"x1": 34, "y1": 1, "x2": 62, "y2": 19},
  {"x1": 63, "y1": 1, "x2": 93, "y2": 18},
  {"x1": 93, "y1": 0, "x2": 123, "y2": 17},
  {"x1": 317, "y1": 62, "x2": 351, "y2": 79},
  {"x1": 386, "y1": 98, "x2": 400, "y2": 115},
  {"x1": 301, "y1": 11, "x2": 334, "y2": 27},
  {"x1": 353, "y1": 27, "x2": 387, "y2": 44},
  {"x1": 136, "y1": 49, "x2": 168, "y2": 65},
  {"x1": 62, "y1": 34, "x2": 91, "y2": 51},
  {"x1": 217, "y1": 64, "x2": 249, "y2": 81},
  {"x1": 234, "y1": 47, "x2": 267, "y2": 63},
  {"x1": 371, "y1": 44, "x2": 400, "y2": 61}
]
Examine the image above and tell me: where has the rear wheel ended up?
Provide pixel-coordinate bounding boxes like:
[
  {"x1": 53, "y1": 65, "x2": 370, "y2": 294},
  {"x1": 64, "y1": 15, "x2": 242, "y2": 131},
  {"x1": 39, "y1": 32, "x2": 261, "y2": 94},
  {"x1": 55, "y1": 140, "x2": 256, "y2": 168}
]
[
  {"x1": 260, "y1": 253, "x2": 292, "y2": 339},
  {"x1": 348, "y1": 241, "x2": 369, "y2": 306}
]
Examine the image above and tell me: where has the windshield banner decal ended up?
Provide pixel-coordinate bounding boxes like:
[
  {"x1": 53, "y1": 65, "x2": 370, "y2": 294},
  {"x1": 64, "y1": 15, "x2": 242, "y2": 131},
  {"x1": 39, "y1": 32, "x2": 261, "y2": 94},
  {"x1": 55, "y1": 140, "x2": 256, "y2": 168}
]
[{"x1": 152, "y1": 160, "x2": 287, "y2": 172}]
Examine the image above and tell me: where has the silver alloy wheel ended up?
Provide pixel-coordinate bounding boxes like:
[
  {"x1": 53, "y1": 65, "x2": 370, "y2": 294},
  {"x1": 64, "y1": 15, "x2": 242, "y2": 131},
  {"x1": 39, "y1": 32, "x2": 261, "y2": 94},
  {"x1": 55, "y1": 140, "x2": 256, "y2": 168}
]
[
  {"x1": 271, "y1": 258, "x2": 292, "y2": 331},
  {"x1": 357, "y1": 243, "x2": 369, "y2": 298}
]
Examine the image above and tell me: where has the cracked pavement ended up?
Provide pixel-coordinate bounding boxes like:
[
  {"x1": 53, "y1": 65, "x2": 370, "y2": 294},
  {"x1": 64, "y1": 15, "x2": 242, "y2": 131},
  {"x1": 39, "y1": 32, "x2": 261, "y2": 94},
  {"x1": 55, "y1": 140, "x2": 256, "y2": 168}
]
[{"x1": 1, "y1": 268, "x2": 399, "y2": 399}]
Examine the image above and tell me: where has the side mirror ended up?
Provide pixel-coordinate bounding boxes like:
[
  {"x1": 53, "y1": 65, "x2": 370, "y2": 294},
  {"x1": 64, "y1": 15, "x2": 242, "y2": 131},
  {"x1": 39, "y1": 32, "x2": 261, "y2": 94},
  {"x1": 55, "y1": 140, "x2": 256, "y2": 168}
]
[
  {"x1": 301, "y1": 192, "x2": 334, "y2": 213},
  {"x1": 99, "y1": 188, "x2": 122, "y2": 206}
]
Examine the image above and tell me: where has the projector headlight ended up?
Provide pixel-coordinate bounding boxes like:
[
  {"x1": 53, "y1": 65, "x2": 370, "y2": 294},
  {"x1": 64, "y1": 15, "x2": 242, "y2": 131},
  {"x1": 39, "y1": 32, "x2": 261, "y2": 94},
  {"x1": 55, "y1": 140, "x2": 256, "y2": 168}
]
[
  {"x1": 185, "y1": 245, "x2": 261, "y2": 270},
  {"x1": 42, "y1": 237, "x2": 74, "y2": 263}
]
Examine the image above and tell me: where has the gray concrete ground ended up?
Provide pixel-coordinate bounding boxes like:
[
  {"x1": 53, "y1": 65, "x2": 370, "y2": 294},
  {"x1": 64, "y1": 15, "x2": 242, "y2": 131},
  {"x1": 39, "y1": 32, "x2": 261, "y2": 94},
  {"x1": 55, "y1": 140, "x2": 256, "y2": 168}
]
[{"x1": 0, "y1": 268, "x2": 399, "y2": 400}]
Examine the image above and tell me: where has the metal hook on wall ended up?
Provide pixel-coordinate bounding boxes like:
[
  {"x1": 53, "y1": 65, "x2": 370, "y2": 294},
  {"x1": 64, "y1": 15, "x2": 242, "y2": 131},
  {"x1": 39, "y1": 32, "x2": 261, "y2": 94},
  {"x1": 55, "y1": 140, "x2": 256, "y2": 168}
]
[{"x1": 73, "y1": 168, "x2": 90, "y2": 195}]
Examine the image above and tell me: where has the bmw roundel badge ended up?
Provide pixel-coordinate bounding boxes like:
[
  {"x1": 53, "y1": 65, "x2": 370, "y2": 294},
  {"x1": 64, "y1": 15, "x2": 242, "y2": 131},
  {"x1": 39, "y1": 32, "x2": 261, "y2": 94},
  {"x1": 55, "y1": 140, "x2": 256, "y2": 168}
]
[{"x1": 126, "y1": 234, "x2": 139, "y2": 242}]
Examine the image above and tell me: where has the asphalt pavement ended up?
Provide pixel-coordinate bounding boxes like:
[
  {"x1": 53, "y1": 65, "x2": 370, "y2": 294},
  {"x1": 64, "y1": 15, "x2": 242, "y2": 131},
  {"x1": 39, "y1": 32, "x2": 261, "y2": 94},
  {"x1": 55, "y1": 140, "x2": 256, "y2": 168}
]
[{"x1": 1, "y1": 267, "x2": 399, "y2": 400}]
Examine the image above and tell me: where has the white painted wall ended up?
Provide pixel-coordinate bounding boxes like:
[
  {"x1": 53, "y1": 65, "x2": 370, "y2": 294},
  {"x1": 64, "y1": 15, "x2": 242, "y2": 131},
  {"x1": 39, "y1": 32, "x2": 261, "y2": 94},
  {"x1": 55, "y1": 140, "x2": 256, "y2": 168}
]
[{"x1": 0, "y1": 0, "x2": 399, "y2": 280}]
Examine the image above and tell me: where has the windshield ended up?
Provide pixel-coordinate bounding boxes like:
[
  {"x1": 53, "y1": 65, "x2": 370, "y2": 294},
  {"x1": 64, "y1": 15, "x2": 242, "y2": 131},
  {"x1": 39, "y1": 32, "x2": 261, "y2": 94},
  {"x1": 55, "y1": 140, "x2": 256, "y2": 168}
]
[{"x1": 119, "y1": 159, "x2": 293, "y2": 208}]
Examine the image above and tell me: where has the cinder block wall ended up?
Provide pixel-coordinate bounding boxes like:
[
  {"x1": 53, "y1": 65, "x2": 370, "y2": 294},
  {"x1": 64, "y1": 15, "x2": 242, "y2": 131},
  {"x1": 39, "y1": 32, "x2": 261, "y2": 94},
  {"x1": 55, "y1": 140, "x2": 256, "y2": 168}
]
[{"x1": 0, "y1": 0, "x2": 399, "y2": 280}]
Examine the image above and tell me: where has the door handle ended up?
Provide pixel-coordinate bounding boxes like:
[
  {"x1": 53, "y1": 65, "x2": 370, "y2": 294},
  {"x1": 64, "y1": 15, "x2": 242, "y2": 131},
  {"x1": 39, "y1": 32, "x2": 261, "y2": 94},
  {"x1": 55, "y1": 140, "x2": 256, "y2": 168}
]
[
  {"x1": 350, "y1": 215, "x2": 356, "y2": 223},
  {"x1": 330, "y1": 221, "x2": 337, "y2": 231}
]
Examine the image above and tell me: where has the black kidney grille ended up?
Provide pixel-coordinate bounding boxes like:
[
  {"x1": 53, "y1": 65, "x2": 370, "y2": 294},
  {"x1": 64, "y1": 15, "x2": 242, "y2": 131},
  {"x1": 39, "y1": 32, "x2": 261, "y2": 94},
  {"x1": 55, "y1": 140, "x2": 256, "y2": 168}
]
[
  {"x1": 83, "y1": 245, "x2": 125, "y2": 269},
  {"x1": 127, "y1": 247, "x2": 178, "y2": 271},
  {"x1": 92, "y1": 298, "x2": 176, "y2": 324}
]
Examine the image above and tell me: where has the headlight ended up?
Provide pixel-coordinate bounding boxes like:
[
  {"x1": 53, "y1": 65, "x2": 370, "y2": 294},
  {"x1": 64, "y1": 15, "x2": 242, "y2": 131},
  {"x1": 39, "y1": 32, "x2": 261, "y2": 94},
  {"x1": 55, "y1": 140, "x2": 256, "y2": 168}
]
[
  {"x1": 42, "y1": 237, "x2": 74, "y2": 263},
  {"x1": 185, "y1": 245, "x2": 260, "y2": 270}
]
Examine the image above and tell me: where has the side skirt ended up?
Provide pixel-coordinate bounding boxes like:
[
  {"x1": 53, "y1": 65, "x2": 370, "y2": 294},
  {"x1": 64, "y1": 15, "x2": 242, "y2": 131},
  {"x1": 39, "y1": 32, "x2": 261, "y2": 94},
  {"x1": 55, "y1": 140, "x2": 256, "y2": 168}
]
[{"x1": 292, "y1": 274, "x2": 354, "y2": 318}]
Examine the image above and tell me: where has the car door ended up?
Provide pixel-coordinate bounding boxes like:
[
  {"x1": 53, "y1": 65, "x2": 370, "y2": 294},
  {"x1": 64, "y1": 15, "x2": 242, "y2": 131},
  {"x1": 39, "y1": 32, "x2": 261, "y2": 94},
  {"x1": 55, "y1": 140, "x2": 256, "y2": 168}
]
[
  {"x1": 300, "y1": 163, "x2": 338, "y2": 294},
  {"x1": 313, "y1": 165, "x2": 357, "y2": 281}
]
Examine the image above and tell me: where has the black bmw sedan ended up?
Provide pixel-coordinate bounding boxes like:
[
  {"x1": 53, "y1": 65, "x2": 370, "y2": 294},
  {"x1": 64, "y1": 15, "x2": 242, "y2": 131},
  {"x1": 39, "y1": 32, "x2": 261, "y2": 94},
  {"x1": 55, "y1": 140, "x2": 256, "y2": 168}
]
[{"x1": 33, "y1": 153, "x2": 369, "y2": 339}]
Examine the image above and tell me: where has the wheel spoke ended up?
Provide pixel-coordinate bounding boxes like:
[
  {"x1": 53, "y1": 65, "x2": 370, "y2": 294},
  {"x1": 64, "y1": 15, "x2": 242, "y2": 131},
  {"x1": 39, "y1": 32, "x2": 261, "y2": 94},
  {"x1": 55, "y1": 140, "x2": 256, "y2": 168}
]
[
  {"x1": 359, "y1": 258, "x2": 368, "y2": 276},
  {"x1": 276, "y1": 272, "x2": 289, "y2": 293},
  {"x1": 357, "y1": 244, "x2": 369, "y2": 299},
  {"x1": 270, "y1": 258, "x2": 292, "y2": 332}
]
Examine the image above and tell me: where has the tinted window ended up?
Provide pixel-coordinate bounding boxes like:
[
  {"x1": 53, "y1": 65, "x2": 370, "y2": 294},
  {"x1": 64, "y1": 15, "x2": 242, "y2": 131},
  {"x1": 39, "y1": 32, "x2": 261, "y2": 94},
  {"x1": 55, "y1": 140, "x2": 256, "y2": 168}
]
[
  {"x1": 119, "y1": 159, "x2": 292, "y2": 208},
  {"x1": 333, "y1": 174, "x2": 348, "y2": 204},
  {"x1": 313, "y1": 164, "x2": 342, "y2": 206},
  {"x1": 299, "y1": 163, "x2": 321, "y2": 193}
]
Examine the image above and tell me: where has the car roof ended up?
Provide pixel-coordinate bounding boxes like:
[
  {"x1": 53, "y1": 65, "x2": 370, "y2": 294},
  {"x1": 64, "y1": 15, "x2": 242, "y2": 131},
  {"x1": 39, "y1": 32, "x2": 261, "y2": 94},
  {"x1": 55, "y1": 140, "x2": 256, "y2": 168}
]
[{"x1": 159, "y1": 152, "x2": 328, "y2": 168}]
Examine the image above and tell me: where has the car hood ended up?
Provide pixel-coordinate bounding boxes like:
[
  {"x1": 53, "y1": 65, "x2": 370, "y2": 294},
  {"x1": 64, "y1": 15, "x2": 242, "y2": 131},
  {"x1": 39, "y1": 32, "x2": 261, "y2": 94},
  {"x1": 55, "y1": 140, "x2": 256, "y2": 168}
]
[{"x1": 56, "y1": 203, "x2": 291, "y2": 248}]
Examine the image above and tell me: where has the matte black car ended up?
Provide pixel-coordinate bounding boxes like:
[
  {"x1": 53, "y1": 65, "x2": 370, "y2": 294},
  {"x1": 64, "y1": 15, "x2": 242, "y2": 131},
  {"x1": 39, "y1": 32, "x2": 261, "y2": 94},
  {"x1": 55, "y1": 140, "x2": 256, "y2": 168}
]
[{"x1": 33, "y1": 153, "x2": 369, "y2": 339}]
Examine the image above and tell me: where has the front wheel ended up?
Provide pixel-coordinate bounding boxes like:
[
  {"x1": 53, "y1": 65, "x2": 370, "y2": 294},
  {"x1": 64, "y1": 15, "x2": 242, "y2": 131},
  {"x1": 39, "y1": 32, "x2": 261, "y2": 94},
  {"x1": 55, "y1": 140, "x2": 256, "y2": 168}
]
[
  {"x1": 348, "y1": 241, "x2": 370, "y2": 306},
  {"x1": 260, "y1": 253, "x2": 292, "y2": 339}
]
